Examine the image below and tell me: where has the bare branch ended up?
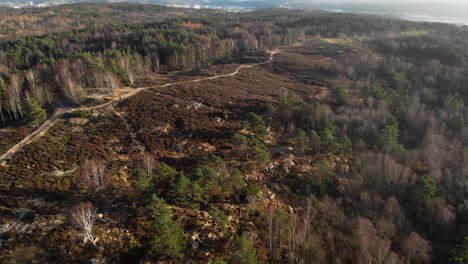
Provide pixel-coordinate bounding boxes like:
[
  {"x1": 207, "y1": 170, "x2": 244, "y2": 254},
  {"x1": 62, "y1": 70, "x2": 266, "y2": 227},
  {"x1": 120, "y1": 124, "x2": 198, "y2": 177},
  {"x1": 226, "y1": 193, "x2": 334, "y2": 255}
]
[
  {"x1": 80, "y1": 159, "x2": 109, "y2": 194},
  {"x1": 70, "y1": 202, "x2": 98, "y2": 247}
]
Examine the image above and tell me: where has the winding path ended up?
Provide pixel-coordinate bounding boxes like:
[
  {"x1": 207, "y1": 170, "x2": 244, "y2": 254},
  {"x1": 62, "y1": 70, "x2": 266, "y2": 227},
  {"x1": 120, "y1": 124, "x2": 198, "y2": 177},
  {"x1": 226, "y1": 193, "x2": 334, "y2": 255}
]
[{"x1": 0, "y1": 50, "x2": 279, "y2": 163}]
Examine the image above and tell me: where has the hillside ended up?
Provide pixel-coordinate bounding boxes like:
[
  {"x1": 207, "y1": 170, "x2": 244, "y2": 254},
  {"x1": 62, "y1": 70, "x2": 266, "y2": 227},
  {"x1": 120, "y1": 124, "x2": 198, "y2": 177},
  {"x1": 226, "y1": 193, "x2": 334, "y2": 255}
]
[
  {"x1": 0, "y1": 4, "x2": 468, "y2": 264},
  {"x1": 0, "y1": 3, "x2": 228, "y2": 40}
]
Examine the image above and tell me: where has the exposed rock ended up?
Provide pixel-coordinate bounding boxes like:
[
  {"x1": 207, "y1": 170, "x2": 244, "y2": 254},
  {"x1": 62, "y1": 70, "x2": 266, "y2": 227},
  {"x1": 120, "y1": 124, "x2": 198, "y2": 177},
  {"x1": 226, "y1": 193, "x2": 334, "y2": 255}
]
[
  {"x1": 174, "y1": 140, "x2": 188, "y2": 152},
  {"x1": 190, "y1": 232, "x2": 200, "y2": 250},
  {"x1": 90, "y1": 258, "x2": 106, "y2": 264},
  {"x1": 264, "y1": 188, "x2": 276, "y2": 200},
  {"x1": 49, "y1": 170, "x2": 64, "y2": 177},
  {"x1": 152, "y1": 123, "x2": 171, "y2": 134},
  {"x1": 281, "y1": 155, "x2": 295, "y2": 172},
  {"x1": 14, "y1": 208, "x2": 33, "y2": 220},
  {"x1": 219, "y1": 203, "x2": 236, "y2": 213},
  {"x1": 187, "y1": 102, "x2": 203, "y2": 110},
  {"x1": 69, "y1": 118, "x2": 89, "y2": 126},
  {"x1": 0, "y1": 223, "x2": 11, "y2": 234},
  {"x1": 261, "y1": 161, "x2": 279, "y2": 173}
]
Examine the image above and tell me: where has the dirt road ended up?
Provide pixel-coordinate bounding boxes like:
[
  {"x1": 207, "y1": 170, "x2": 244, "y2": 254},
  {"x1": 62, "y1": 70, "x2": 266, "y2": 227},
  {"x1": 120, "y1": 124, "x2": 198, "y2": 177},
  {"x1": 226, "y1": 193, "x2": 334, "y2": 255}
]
[{"x1": 0, "y1": 50, "x2": 279, "y2": 163}]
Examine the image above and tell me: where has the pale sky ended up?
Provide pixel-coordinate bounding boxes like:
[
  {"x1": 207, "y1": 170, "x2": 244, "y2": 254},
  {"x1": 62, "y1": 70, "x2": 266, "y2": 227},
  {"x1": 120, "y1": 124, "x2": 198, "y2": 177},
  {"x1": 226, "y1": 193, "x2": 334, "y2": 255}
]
[{"x1": 321, "y1": 0, "x2": 466, "y2": 3}]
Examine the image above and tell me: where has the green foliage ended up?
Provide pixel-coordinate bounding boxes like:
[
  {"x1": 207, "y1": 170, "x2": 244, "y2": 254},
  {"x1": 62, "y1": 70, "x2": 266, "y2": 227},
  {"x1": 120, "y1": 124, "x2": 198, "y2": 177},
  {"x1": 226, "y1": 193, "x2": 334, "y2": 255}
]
[
  {"x1": 444, "y1": 96, "x2": 465, "y2": 131},
  {"x1": 392, "y1": 70, "x2": 408, "y2": 88},
  {"x1": 154, "y1": 162, "x2": 180, "y2": 191},
  {"x1": 0, "y1": 76, "x2": 6, "y2": 90},
  {"x1": 380, "y1": 120, "x2": 405, "y2": 157},
  {"x1": 222, "y1": 108, "x2": 229, "y2": 119},
  {"x1": 278, "y1": 92, "x2": 326, "y2": 131},
  {"x1": 412, "y1": 174, "x2": 437, "y2": 207},
  {"x1": 280, "y1": 91, "x2": 306, "y2": 111},
  {"x1": 363, "y1": 82, "x2": 385, "y2": 100},
  {"x1": 209, "y1": 205, "x2": 229, "y2": 233},
  {"x1": 228, "y1": 168, "x2": 248, "y2": 202},
  {"x1": 132, "y1": 169, "x2": 152, "y2": 192},
  {"x1": 274, "y1": 207, "x2": 290, "y2": 226},
  {"x1": 290, "y1": 159, "x2": 336, "y2": 197},
  {"x1": 232, "y1": 133, "x2": 270, "y2": 166},
  {"x1": 294, "y1": 129, "x2": 310, "y2": 156},
  {"x1": 319, "y1": 121, "x2": 352, "y2": 155},
  {"x1": 21, "y1": 97, "x2": 47, "y2": 127},
  {"x1": 252, "y1": 146, "x2": 270, "y2": 166},
  {"x1": 193, "y1": 155, "x2": 247, "y2": 203},
  {"x1": 232, "y1": 133, "x2": 249, "y2": 150},
  {"x1": 146, "y1": 195, "x2": 186, "y2": 258},
  {"x1": 246, "y1": 112, "x2": 268, "y2": 138},
  {"x1": 328, "y1": 82, "x2": 349, "y2": 105},
  {"x1": 240, "y1": 183, "x2": 260, "y2": 201},
  {"x1": 134, "y1": 156, "x2": 248, "y2": 209},
  {"x1": 229, "y1": 235, "x2": 258, "y2": 264},
  {"x1": 132, "y1": 163, "x2": 181, "y2": 199},
  {"x1": 170, "y1": 173, "x2": 204, "y2": 209},
  {"x1": 450, "y1": 237, "x2": 468, "y2": 264},
  {"x1": 71, "y1": 110, "x2": 90, "y2": 118}
]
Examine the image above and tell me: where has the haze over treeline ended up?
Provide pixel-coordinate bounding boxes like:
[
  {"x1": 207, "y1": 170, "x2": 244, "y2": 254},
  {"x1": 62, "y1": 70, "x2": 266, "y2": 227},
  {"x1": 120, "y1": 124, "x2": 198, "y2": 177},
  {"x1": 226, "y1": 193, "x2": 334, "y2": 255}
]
[{"x1": 292, "y1": 0, "x2": 468, "y2": 24}]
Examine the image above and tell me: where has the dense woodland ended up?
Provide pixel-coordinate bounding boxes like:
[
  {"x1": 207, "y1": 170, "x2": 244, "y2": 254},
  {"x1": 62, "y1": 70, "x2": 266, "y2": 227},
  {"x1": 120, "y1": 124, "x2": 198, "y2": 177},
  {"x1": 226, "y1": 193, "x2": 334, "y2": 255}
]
[{"x1": 0, "y1": 3, "x2": 468, "y2": 264}]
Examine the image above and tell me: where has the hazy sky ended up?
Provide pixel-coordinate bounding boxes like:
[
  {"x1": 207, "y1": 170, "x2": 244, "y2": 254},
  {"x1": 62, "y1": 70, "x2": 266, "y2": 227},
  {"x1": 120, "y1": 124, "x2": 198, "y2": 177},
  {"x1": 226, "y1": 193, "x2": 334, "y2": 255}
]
[{"x1": 321, "y1": 0, "x2": 466, "y2": 3}]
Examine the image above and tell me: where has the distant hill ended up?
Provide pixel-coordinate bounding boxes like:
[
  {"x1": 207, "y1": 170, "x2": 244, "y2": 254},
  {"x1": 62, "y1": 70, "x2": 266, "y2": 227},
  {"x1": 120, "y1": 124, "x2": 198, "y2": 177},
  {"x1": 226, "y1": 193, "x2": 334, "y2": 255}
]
[
  {"x1": 0, "y1": 2, "x2": 228, "y2": 40},
  {"x1": 290, "y1": 1, "x2": 468, "y2": 25}
]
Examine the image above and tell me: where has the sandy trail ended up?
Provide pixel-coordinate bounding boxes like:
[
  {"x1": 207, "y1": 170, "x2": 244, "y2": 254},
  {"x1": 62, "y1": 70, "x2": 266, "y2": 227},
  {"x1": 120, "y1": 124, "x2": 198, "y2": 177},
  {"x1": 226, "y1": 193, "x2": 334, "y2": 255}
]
[{"x1": 0, "y1": 50, "x2": 278, "y2": 163}]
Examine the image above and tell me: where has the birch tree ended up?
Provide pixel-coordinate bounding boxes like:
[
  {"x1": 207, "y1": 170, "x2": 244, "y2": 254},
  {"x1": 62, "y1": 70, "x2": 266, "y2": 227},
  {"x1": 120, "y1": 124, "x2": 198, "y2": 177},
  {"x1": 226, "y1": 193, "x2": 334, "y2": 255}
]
[
  {"x1": 80, "y1": 159, "x2": 109, "y2": 194},
  {"x1": 70, "y1": 202, "x2": 98, "y2": 246}
]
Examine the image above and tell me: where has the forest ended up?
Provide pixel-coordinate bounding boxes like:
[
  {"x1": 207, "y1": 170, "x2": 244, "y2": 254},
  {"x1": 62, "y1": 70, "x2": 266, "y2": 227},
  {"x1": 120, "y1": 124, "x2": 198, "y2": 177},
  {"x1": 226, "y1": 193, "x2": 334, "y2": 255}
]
[{"x1": 0, "y1": 3, "x2": 467, "y2": 264}]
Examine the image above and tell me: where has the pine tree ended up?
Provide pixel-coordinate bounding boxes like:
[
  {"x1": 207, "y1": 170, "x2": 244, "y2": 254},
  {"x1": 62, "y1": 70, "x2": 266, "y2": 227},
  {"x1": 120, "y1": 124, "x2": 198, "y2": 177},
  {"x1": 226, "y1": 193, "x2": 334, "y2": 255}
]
[
  {"x1": 146, "y1": 195, "x2": 186, "y2": 258},
  {"x1": 229, "y1": 235, "x2": 259, "y2": 264},
  {"x1": 21, "y1": 97, "x2": 46, "y2": 127}
]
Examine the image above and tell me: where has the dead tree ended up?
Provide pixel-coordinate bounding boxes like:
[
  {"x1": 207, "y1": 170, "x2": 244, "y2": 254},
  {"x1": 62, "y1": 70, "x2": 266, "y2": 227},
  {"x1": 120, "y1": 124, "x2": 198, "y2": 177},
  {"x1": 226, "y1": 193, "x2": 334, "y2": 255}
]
[{"x1": 70, "y1": 202, "x2": 98, "y2": 246}]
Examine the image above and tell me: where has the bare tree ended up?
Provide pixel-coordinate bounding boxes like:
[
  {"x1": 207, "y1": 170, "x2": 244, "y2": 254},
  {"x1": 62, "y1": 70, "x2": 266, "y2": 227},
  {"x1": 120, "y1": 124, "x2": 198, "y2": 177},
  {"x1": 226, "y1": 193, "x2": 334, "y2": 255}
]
[
  {"x1": 102, "y1": 72, "x2": 120, "y2": 91},
  {"x1": 139, "y1": 152, "x2": 156, "y2": 176},
  {"x1": 384, "y1": 197, "x2": 405, "y2": 228},
  {"x1": 80, "y1": 159, "x2": 109, "y2": 194},
  {"x1": 402, "y1": 232, "x2": 431, "y2": 264},
  {"x1": 265, "y1": 205, "x2": 274, "y2": 253},
  {"x1": 119, "y1": 56, "x2": 135, "y2": 86},
  {"x1": 70, "y1": 202, "x2": 98, "y2": 246},
  {"x1": 54, "y1": 61, "x2": 84, "y2": 103},
  {"x1": 0, "y1": 77, "x2": 6, "y2": 123},
  {"x1": 25, "y1": 70, "x2": 48, "y2": 105},
  {"x1": 354, "y1": 217, "x2": 404, "y2": 264},
  {"x1": 5, "y1": 74, "x2": 23, "y2": 120},
  {"x1": 359, "y1": 153, "x2": 414, "y2": 195}
]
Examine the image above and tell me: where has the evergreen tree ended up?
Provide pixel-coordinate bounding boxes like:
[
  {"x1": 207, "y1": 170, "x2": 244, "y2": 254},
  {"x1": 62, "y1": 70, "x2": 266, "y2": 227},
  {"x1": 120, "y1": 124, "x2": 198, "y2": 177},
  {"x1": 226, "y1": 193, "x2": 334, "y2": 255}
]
[
  {"x1": 294, "y1": 129, "x2": 310, "y2": 156},
  {"x1": 21, "y1": 97, "x2": 47, "y2": 127},
  {"x1": 246, "y1": 112, "x2": 268, "y2": 138},
  {"x1": 380, "y1": 119, "x2": 405, "y2": 157},
  {"x1": 146, "y1": 195, "x2": 186, "y2": 258},
  {"x1": 229, "y1": 235, "x2": 258, "y2": 264},
  {"x1": 450, "y1": 237, "x2": 468, "y2": 264},
  {"x1": 413, "y1": 174, "x2": 437, "y2": 208}
]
